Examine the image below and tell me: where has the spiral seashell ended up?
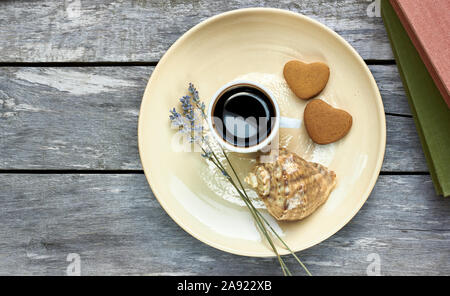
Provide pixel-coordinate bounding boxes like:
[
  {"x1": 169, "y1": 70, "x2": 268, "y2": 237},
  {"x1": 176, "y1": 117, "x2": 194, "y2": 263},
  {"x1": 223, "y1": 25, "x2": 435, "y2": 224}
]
[{"x1": 245, "y1": 149, "x2": 336, "y2": 221}]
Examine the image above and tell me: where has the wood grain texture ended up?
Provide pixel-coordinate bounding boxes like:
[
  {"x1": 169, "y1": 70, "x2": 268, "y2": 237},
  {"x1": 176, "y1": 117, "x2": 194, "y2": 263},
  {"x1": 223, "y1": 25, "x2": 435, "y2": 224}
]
[
  {"x1": 370, "y1": 65, "x2": 411, "y2": 116},
  {"x1": 0, "y1": 66, "x2": 424, "y2": 171},
  {"x1": 0, "y1": 174, "x2": 448, "y2": 276},
  {"x1": 0, "y1": 66, "x2": 148, "y2": 170},
  {"x1": 0, "y1": 0, "x2": 392, "y2": 63},
  {"x1": 1, "y1": 0, "x2": 445, "y2": 277}
]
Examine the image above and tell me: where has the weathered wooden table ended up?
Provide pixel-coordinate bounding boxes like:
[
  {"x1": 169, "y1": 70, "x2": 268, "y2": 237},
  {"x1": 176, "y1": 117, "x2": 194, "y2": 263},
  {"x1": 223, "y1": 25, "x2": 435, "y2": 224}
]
[{"x1": 0, "y1": 0, "x2": 448, "y2": 276}]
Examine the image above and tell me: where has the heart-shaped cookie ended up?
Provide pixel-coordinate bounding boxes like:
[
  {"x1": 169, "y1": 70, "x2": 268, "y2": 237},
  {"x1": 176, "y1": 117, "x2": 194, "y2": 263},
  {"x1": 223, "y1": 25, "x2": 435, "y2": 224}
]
[
  {"x1": 304, "y1": 99, "x2": 352, "y2": 144},
  {"x1": 283, "y1": 60, "x2": 330, "y2": 100}
]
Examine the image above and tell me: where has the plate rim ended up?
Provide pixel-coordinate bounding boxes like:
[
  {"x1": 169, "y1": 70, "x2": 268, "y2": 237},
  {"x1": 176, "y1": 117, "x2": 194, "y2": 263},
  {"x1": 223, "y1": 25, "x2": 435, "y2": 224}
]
[{"x1": 138, "y1": 7, "x2": 387, "y2": 257}]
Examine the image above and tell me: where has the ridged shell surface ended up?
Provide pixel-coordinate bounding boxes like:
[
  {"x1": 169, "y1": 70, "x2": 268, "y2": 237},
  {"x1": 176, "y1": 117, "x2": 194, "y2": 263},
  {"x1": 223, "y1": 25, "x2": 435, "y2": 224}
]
[{"x1": 245, "y1": 149, "x2": 336, "y2": 221}]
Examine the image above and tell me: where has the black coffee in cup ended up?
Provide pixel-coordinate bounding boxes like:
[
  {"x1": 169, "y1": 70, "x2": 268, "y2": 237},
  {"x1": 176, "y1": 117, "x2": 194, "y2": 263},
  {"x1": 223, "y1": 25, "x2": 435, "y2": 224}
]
[{"x1": 212, "y1": 84, "x2": 276, "y2": 148}]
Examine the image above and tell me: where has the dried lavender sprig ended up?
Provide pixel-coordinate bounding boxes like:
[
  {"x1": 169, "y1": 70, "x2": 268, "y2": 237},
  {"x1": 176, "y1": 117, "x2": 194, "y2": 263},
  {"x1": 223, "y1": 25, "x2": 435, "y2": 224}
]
[
  {"x1": 171, "y1": 86, "x2": 295, "y2": 275},
  {"x1": 170, "y1": 84, "x2": 311, "y2": 276},
  {"x1": 189, "y1": 83, "x2": 206, "y2": 118}
]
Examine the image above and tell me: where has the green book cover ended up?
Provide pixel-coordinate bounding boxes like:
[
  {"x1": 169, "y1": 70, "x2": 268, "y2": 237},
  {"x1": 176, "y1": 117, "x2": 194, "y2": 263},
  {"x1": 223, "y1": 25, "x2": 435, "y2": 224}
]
[{"x1": 381, "y1": 0, "x2": 450, "y2": 197}]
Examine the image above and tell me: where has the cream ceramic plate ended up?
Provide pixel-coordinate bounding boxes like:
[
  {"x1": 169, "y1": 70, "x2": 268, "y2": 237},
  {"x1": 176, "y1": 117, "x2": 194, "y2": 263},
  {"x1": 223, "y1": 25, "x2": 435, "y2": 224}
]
[{"x1": 138, "y1": 8, "x2": 386, "y2": 257}]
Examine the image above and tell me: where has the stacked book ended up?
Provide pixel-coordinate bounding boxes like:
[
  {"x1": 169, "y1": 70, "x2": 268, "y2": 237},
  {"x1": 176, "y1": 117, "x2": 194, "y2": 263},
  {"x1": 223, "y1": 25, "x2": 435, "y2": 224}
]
[{"x1": 381, "y1": 0, "x2": 450, "y2": 197}]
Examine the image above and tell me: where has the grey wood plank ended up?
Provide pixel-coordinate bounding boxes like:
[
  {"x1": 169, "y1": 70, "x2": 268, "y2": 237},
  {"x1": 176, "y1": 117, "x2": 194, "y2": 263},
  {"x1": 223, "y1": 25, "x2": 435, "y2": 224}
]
[
  {"x1": 370, "y1": 65, "x2": 411, "y2": 116},
  {"x1": 0, "y1": 66, "x2": 424, "y2": 171},
  {"x1": 0, "y1": 174, "x2": 448, "y2": 275},
  {"x1": 0, "y1": 0, "x2": 392, "y2": 62},
  {"x1": 0, "y1": 66, "x2": 150, "y2": 170},
  {"x1": 384, "y1": 115, "x2": 426, "y2": 172}
]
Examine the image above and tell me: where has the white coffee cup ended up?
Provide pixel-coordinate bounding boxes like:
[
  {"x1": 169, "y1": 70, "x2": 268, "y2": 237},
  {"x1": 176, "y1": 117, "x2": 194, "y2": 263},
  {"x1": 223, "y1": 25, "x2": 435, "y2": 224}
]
[{"x1": 207, "y1": 80, "x2": 301, "y2": 153}]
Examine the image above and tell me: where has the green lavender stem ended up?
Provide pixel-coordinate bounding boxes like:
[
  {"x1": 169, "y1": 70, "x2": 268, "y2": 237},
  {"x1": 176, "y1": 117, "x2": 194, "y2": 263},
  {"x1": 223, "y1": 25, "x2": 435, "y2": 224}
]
[
  {"x1": 203, "y1": 149, "x2": 290, "y2": 275},
  {"x1": 172, "y1": 84, "x2": 311, "y2": 276},
  {"x1": 221, "y1": 148, "x2": 311, "y2": 276}
]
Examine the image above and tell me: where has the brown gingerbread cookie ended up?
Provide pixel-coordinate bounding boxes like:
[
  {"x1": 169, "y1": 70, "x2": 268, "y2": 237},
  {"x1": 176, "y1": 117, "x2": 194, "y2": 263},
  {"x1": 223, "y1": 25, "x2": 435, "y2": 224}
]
[
  {"x1": 304, "y1": 99, "x2": 352, "y2": 144},
  {"x1": 283, "y1": 60, "x2": 330, "y2": 100}
]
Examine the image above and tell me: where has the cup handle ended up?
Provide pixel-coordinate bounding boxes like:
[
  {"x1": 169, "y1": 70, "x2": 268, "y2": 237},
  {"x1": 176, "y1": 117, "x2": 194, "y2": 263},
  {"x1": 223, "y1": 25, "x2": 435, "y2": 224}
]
[{"x1": 279, "y1": 116, "x2": 302, "y2": 129}]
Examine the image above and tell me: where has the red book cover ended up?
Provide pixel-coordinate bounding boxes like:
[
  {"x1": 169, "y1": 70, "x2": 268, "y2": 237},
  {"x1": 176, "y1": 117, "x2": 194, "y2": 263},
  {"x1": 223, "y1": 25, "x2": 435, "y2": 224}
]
[{"x1": 390, "y1": 0, "x2": 450, "y2": 108}]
